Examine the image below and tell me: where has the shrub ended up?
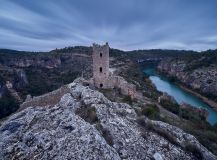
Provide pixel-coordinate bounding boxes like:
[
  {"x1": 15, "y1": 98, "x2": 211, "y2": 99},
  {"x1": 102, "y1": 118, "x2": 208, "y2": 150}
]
[
  {"x1": 160, "y1": 99, "x2": 179, "y2": 115},
  {"x1": 75, "y1": 106, "x2": 98, "y2": 124},
  {"x1": 213, "y1": 123, "x2": 217, "y2": 132},
  {"x1": 140, "y1": 104, "x2": 160, "y2": 120},
  {"x1": 136, "y1": 116, "x2": 146, "y2": 127},
  {"x1": 185, "y1": 143, "x2": 203, "y2": 159},
  {"x1": 154, "y1": 128, "x2": 179, "y2": 146},
  {"x1": 136, "y1": 116, "x2": 154, "y2": 130},
  {"x1": 95, "y1": 123, "x2": 114, "y2": 146},
  {"x1": 122, "y1": 95, "x2": 133, "y2": 105},
  {"x1": 179, "y1": 107, "x2": 206, "y2": 123},
  {"x1": 191, "y1": 130, "x2": 217, "y2": 156},
  {"x1": 0, "y1": 89, "x2": 19, "y2": 119}
]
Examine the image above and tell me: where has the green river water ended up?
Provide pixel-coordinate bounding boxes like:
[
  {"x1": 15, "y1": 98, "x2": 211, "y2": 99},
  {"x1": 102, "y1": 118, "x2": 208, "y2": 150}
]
[{"x1": 144, "y1": 67, "x2": 217, "y2": 125}]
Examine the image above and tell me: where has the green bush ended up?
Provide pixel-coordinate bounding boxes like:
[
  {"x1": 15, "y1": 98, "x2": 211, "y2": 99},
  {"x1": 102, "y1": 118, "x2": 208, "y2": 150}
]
[
  {"x1": 142, "y1": 78, "x2": 161, "y2": 100},
  {"x1": 160, "y1": 99, "x2": 179, "y2": 114},
  {"x1": 0, "y1": 90, "x2": 19, "y2": 119},
  {"x1": 75, "y1": 106, "x2": 98, "y2": 124},
  {"x1": 23, "y1": 68, "x2": 79, "y2": 97},
  {"x1": 160, "y1": 112, "x2": 217, "y2": 156},
  {"x1": 95, "y1": 122, "x2": 114, "y2": 146},
  {"x1": 185, "y1": 128, "x2": 217, "y2": 156},
  {"x1": 185, "y1": 143, "x2": 203, "y2": 159},
  {"x1": 213, "y1": 123, "x2": 217, "y2": 132},
  {"x1": 160, "y1": 98, "x2": 207, "y2": 123},
  {"x1": 122, "y1": 95, "x2": 133, "y2": 105},
  {"x1": 141, "y1": 104, "x2": 160, "y2": 120},
  {"x1": 179, "y1": 108, "x2": 206, "y2": 123}
]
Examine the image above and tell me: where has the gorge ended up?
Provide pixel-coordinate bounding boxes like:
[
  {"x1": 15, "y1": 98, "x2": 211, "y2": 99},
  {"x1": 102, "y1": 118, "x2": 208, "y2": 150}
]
[{"x1": 144, "y1": 67, "x2": 217, "y2": 125}]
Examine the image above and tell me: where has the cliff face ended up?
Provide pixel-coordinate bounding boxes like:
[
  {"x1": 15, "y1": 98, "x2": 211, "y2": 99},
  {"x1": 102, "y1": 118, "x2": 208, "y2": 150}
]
[
  {"x1": 0, "y1": 54, "x2": 92, "y2": 97},
  {"x1": 0, "y1": 79, "x2": 216, "y2": 160},
  {"x1": 0, "y1": 53, "x2": 92, "y2": 74},
  {"x1": 158, "y1": 58, "x2": 217, "y2": 102}
]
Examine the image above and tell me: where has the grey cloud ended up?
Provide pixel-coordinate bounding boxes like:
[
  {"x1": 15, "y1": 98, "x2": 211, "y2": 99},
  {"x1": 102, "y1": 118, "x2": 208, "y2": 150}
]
[{"x1": 0, "y1": 0, "x2": 217, "y2": 51}]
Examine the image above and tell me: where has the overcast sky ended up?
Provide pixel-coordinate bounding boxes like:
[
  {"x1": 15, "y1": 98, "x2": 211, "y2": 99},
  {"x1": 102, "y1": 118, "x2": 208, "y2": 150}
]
[{"x1": 0, "y1": 0, "x2": 217, "y2": 51}]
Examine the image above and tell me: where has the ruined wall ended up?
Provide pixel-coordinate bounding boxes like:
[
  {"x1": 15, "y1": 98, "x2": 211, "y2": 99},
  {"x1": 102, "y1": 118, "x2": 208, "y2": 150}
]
[
  {"x1": 20, "y1": 85, "x2": 70, "y2": 110},
  {"x1": 92, "y1": 43, "x2": 137, "y2": 98},
  {"x1": 92, "y1": 43, "x2": 109, "y2": 88},
  {"x1": 112, "y1": 76, "x2": 137, "y2": 98}
]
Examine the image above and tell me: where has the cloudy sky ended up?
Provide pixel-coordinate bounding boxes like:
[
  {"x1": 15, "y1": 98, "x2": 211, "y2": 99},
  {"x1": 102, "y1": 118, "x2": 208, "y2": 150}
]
[{"x1": 0, "y1": 0, "x2": 217, "y2": 51}]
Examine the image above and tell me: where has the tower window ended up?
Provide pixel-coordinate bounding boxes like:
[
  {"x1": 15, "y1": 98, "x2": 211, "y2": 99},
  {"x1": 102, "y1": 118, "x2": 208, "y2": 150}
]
[
  {"x1": 100, "y1": 83, "x2": 103, "y2": 88},
  {"x1": 100, "y1": 67, "x2": 102, "y2": 73},
  {"x1": 100, "y1": 53, "x2": 102, "y2": 57}
]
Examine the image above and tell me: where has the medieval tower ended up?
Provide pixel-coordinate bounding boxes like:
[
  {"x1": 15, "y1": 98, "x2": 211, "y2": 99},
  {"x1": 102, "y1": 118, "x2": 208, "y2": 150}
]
[{"x1": 92, "y1": 43, "x2": 109, "y2": 88}]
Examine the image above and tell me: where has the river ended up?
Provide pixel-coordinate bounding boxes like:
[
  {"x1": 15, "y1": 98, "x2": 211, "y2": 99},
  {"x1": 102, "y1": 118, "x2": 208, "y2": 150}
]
[{"x1": 144, "y1": 67, "x2": 217, "y2": 125}]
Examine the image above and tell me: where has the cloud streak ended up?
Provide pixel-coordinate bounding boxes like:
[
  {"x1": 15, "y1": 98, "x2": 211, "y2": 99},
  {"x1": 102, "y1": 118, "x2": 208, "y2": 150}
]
[{"x1": 0, "y1": 0, "x2": 217, "y2": 51}]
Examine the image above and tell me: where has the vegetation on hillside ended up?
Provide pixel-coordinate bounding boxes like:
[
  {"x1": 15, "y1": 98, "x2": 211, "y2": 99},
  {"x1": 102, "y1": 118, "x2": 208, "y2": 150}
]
[
  {"x1": 0, "y1": 88, "x2": 19, "y2": 119},
  {"x1": 119, "y1": 54, "x2": 217, "y2": 156},
  {"x1": 21, "y1": 67, "x2": 79, "y2": 97},
  {"x1": 0, "y1": 46, "x2": 217, "y2": 155},
  {"x1": 155, "y1": 88, "x2": 217, "y2": 155}
]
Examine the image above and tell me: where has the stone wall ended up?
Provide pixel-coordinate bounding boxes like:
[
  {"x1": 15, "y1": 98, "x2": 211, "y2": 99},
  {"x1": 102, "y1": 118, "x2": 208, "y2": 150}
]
[
  {"x1": 92, "y1": 43, "x2": 109, "y2": 88},
  {"x1": 111, "y1": 76, "x2": 137, "y2": 98},
  {"x1": 87, "y1": 75, "x2": 137, "y2": 98},
  {"x1": 92, "y1": 43, "x2": 137, "y2": 98},
  {"x1": 20, "y1": 85, "x2": 70, "y2": 110}
]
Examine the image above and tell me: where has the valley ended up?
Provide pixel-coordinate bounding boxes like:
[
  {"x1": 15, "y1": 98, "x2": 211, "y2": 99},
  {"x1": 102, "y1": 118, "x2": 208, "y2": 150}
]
[{"x1": 0, "y1": 47, "x2": 217, "y2": 157}]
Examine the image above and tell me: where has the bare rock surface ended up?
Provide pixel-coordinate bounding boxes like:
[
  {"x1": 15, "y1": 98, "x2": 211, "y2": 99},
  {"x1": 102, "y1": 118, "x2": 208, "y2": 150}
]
[{"x1": 0, "y1": 79, "x2": 216, "y2": 160}]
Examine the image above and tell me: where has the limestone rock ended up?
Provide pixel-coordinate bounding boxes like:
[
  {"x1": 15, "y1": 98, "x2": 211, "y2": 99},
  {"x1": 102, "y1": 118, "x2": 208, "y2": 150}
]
[
  {"x1": 153, "y1": 152, "x2": 164, "y2": 160},
  {"x1": 0, "y1": 79, "x2": 216, "y2": 160}
]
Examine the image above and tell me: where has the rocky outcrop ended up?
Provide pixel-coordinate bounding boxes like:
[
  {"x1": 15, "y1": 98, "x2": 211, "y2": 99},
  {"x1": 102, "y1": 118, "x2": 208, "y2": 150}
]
[
  {"x1": 5, "y1": 81, "x2": 23, "y2": 103},
  {"x1": 0, "y1": 79, "x2": 216, "y2": 159},
  {"x1": 13, "y1": 69, "x2": 29, "y2": 90},
  {"x1": 144, "y1": 119, "x2": 217, "y2": 160},
  {"x1": 158, "y1": 59, "x2": 217, "y2": 102},
  {"x1": 0, "y1": 51, "x2": 93, "y2": 81},
  {"x1": 0, "y1": 52, "x2": 92, "y2": 71},
  {"x1": 0, "y1": 56, "x2": 61, "y2": 68}
]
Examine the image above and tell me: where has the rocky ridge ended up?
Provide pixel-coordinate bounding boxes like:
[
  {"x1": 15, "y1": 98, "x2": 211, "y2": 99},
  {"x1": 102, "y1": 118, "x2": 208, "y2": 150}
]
[{"x1": 0, "y1": 79, "x2": 216, "y2": 160}]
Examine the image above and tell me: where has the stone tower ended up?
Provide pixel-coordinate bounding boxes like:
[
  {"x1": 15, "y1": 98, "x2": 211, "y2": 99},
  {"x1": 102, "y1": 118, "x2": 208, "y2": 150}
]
[{"x1": 92, "y1": 43, "x2": 109, "y2": 88}]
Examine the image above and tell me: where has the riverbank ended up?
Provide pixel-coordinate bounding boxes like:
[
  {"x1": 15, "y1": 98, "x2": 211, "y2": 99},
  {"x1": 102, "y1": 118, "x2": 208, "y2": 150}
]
[
  {"x1": 155, "y1": 69, "x2": 217, "y2": 112},
  {"x1": 177, "y1": 83, "x2": 217, "y2": 112},
  {"x1": 144, "y1": 67, "x2": 217, "y2": 125}
]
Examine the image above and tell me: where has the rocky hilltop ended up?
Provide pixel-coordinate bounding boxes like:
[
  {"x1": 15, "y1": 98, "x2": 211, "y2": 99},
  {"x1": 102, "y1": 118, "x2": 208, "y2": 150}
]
[
  {"x1": 157, "y1": 53, "x2": 217, "y2": 103},
  {"x1": 0, "y1": 78, "x2": 216, "y2": 160}
]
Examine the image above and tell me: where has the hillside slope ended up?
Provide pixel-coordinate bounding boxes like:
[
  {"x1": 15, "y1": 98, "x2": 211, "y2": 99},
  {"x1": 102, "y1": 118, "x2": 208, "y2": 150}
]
[
  {"x1": 0, "y1": 79, "x2": 216, "y2": 160},
  {"x1": 157, "y1": 50, "x2": 217, "y2": 103}
]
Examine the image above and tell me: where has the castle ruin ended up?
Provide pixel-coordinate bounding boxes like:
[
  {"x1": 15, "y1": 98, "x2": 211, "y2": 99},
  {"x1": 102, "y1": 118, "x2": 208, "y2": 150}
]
[
  {"x1": 92, "y1": 43, "x2": 110, "y2": 88},
  {"x1": 91, "y1": 43, "x2": 137, "y2": 98}
]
